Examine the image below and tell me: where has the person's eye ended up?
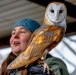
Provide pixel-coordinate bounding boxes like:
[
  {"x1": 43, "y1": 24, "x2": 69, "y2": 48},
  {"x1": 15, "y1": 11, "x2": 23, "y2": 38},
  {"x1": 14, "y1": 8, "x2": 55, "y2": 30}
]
[
  {"x1": 20, "y1": 30, "x2": 26, "y2": 33},
  {"x1": 12, "y1": 31, "x2": 15, "y2": 35}
]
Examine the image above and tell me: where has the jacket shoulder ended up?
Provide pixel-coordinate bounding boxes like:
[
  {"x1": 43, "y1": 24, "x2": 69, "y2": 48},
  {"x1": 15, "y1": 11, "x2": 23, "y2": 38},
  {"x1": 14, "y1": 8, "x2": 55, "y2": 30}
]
[{"x1": 45, "y1": 53, "x2": 69, "y2": 75}]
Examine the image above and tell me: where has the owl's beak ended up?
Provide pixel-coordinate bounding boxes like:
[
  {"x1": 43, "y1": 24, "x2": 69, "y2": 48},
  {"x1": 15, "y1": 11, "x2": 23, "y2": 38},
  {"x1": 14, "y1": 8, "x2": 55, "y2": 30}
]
[{"x1": 55, "y1": 12, "x2": 59, "y2": 20}]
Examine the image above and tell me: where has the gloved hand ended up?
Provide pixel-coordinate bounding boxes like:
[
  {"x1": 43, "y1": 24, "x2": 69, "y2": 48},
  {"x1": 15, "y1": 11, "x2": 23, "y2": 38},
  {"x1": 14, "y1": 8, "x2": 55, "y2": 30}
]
[{"x1": 27, "y1": 65, "x2": 49, "y2": 75}]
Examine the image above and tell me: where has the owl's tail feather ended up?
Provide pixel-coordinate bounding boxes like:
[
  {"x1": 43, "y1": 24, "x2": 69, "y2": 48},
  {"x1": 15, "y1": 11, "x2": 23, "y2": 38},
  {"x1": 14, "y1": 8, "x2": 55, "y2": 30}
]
[{"x1": 7, "y1": 50, "x2": 47, "y2": 69}]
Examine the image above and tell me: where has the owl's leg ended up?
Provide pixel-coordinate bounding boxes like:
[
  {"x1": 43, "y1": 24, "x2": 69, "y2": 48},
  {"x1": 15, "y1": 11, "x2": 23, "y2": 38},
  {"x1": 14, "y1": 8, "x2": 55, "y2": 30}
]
[
  {"x1": 37, "y1": 57, "x2": 50, "y2": 74},
  {"x1": 43, "y1": 62, "x2": 50, "y2": 74}
]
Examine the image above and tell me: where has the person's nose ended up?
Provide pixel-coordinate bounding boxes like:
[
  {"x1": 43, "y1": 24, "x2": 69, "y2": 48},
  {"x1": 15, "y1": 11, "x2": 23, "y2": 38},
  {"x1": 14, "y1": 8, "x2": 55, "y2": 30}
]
[{"x1": 14, "y1": 32, "x2": 20, "y2": 39}]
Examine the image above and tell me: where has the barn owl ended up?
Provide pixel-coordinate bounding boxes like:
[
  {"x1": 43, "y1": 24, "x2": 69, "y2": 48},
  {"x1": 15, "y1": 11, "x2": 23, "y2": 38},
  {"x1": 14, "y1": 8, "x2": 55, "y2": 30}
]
[{"x1": 7, "y1": 2, "x2": 67, "y2": 69}]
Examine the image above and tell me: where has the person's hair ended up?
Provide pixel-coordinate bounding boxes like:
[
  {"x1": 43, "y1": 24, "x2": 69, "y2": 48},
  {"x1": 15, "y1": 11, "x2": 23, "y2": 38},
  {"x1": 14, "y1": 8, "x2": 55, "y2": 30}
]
[{"x1": 13, "y1": 18, "x2": 40, "y2": 33}]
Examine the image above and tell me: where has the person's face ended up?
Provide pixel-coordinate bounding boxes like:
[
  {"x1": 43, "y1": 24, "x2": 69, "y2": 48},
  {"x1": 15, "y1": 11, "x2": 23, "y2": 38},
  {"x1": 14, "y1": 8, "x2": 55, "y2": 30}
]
[{"x1": 10, "y1": 26, "x2": 32, "y2": 56}]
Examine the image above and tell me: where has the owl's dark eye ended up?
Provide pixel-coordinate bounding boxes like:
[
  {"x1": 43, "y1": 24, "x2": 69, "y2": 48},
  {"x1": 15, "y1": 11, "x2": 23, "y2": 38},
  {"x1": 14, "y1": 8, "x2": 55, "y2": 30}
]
[
  {"x1": 50, "y1": 9, "x2": 54, "y2": 13},
  {"x1": 59, "y1": 10, "x2": 63, "y2": 13}
]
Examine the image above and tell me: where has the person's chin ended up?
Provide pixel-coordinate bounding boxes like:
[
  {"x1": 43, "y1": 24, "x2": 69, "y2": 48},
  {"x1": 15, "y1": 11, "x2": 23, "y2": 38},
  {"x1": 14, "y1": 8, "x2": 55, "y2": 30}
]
[{"x1": 13, "y1": 49, "x2": 21, "y2": 56}]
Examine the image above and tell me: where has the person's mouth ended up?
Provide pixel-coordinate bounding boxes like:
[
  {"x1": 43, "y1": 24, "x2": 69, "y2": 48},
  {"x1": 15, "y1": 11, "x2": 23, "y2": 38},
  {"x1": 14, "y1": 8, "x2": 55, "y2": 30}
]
[{"x1": 14, "y1": 41, "x2": 20, "y2": 46}]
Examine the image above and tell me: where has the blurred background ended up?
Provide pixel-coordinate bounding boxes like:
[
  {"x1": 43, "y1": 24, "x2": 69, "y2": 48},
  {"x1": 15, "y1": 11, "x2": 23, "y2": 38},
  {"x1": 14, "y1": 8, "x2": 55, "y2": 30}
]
[{"x1": 0, "y1": 0, "x2": 76, "y2": 75}]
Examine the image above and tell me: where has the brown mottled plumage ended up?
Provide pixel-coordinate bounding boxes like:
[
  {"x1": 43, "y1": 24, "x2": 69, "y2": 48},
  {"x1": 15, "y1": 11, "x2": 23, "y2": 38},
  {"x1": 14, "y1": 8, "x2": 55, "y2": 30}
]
[{"x1": 7, "y1": 2, "x2": 67, "y2": 69}]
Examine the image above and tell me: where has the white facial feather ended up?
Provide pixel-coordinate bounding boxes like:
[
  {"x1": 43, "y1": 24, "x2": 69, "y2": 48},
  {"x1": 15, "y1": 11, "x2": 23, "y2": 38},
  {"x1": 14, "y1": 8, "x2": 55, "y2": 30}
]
[{"x1": 45, "y1": 2, "x2": 67, "y2": 28}]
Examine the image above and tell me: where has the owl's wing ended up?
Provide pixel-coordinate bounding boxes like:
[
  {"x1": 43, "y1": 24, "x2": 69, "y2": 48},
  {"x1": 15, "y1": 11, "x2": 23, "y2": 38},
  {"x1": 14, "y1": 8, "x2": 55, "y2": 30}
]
[
  {"x1": 27, "y1": 29, "x2": 38, "y2": 47},
  {"x1": 47, "y1": 27, "x2": 65, "y2": 51},
  {"x1": 7, "y1": 25, "x2": 65, "y2": 69}
]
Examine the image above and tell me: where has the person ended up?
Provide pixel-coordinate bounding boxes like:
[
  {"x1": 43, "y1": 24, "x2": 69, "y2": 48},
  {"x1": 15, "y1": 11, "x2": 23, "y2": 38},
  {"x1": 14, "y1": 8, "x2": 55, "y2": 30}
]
[{"x1": 0, "y1": 18, "x2": 69, "y2": 75}]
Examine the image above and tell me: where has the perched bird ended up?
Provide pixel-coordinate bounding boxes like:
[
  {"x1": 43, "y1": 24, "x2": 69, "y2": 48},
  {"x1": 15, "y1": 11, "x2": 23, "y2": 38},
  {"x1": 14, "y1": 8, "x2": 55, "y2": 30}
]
[{"x1": 7, "y1": 2, "x2": 67, "y2": 69}]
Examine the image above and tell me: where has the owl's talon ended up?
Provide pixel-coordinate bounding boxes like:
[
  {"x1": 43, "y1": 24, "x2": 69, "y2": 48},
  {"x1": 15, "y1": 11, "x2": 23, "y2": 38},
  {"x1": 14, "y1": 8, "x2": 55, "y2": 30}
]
[{"x1": 43, "y1": 62, "x2": 50, "y2": 74}]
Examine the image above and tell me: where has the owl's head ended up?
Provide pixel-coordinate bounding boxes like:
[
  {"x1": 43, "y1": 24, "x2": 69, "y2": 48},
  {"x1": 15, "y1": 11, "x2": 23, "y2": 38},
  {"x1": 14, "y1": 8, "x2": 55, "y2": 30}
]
[{"x1": 45, "y1": 2, "x2": 67, "y2": 24}]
